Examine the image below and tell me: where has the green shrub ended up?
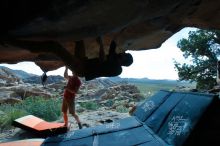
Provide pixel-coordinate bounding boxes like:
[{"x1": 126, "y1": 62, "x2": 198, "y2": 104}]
[
  {"x1": 19, "y1": 96, "x2": 62, "y2": 121},
  {"x1": 116, "y1": 105, "x2": 129, "y2": 113},
  {"x1": 0, "y1": 96, "x2": 62, "y2": 130},
  {"x1": 0, "y1": 113, "x2": 11, "y2": 130},
  {"x1": 0, "y1": 106, "x2": 28, "y2": 130},
  {"x1": 79, "y1": 101, "x2": 99, "y2": 110}
]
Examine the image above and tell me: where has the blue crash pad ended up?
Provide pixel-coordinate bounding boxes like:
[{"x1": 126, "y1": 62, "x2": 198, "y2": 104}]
[
  {"x1": 42, "y1": 116, "x2": 166, "y2": 146},
  {"x1": 133, "y1": 90, "x2": 214, "y2": 146},
  {"x1": 42, "y1": 90, "x2": 215, "y2": 146}
]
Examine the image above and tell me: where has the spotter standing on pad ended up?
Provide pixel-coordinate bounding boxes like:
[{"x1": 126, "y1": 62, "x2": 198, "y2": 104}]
[{"x1": 62, "y1": 67, "x2": 82, "y2": 129}]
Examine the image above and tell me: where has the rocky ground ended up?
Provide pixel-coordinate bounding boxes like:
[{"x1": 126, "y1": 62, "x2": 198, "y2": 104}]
[
  {"x1": 0, "y1": 67, "x2": 144, "y2": 143},
  {"x1": 0, "y1": 110, "x2": 130, "y2": 143}
]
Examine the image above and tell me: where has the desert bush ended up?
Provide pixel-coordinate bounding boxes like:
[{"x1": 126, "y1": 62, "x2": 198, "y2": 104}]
[
  {"x1": 0, "y1": 106, "x2": 28, "y2": 130},
  {"x1": 79, "y1": 101, "x2": 99, "y2": 110},
  {"x1": 116, "y1": 105, "x2": 129, "y2": 113},
  {"x1": 0, "y1": 96, "x2": 62, "y2": 130},
  {"x1": 19, "y1": 96, "x2": 62, "y2": 121}
]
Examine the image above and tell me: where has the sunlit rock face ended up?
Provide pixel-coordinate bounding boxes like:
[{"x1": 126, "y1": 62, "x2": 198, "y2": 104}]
[{"x1": 0, "y1": 0, "x2": 220, "y2": 74}]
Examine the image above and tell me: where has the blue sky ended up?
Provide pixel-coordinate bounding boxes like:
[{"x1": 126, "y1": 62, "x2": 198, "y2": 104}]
[{"x1": 1, "y1": 27, "x2": 197, "y2": 80}]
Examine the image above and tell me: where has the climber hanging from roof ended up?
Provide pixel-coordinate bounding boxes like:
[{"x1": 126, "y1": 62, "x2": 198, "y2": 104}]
[
  {"x1": 5, "y1": 37, "x2": 133, "y2": 81},
  {"x1": 82, "y1": 38, "x2": 133, "y2": 81}
]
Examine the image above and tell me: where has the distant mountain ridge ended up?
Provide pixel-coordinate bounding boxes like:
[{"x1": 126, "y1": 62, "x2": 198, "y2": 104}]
[
  {"x1": 0, "y1": 66, "x2": 35, "y2": 79},
  {"x1": 106, "y1": 76, "x2": 193, "y2": 87},
  {"x1": 10, "y1": 69, "x2": 36, "y2": 79},
  {"x1": 0, "y1": 66, "x2": 192, "y2": 86},
  {"x1": 0, "y1": 66, "x2": 64, "y2": 84},
  {"x1": 107, "y1": 76, "x2": 178, "y2": 83}
]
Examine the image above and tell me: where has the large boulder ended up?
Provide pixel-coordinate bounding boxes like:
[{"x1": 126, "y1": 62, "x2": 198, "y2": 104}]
[{"x1": 0, "y1": 84, "x2": 54, "y2": 101}]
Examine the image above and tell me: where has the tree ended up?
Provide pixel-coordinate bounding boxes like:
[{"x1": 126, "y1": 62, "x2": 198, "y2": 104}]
[{"x1": 174, "y1": 29, "x2": 220, "y2": 90}]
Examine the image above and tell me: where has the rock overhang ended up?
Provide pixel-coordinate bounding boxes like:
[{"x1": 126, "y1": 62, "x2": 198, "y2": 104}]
[{"x1": 0, "y1": 0, "x2": 219, "y2": 77}]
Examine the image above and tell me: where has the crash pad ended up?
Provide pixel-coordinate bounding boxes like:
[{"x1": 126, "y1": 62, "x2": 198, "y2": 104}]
[
  {"x1": 42, "y1": 90, "x2": 216, "y2": 146},
  {"x1": 133, "y1": 90, "x2": 215, "y2": 146},
  {"x1": 42, "y1": 116, "x2": 167, "y2": 146},
  {"x1": 0, "y1": 139, "x2": 44, "y2": 146},
  {"x1": 12, "y1": 115, "x2": 67, "y2": 137}
]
